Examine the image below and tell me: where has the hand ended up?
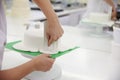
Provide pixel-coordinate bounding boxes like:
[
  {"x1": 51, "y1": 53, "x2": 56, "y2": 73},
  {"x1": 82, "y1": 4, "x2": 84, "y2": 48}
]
[
  {"x1": 46, "y1": 19, "x2": 64, "y2": 46},
  {"x1": 111, "y1": 8, "x2": 117, "y2": 21},
  {"x1": 31, "y1": 54, "x2": 55, "y2": 72}
]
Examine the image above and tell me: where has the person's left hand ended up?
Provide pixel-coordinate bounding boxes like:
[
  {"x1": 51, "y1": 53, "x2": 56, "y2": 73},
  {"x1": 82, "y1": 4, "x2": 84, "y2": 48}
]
[{"x1": 46, "y1": 19, "x2": 64, "y2": 46}]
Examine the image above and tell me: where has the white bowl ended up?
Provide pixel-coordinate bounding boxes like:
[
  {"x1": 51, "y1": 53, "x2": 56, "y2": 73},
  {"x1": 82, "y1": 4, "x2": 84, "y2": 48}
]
[{"x1": 113, "y1": 27, "x2": 120, "y2": 44}]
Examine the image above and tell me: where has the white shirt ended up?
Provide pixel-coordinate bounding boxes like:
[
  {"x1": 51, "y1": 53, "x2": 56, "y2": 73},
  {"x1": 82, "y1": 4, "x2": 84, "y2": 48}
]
[
  {"x1": 0, "y1": 0, "x2": 7, "y2": 70},
  {"x1": 83, "y1": 0, "x2": 112, "y2": 18}
]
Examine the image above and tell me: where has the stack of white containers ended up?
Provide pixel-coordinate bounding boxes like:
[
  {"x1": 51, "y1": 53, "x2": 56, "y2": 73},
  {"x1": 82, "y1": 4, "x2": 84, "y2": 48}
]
[{"x1": 11, "y1": 0, "x2": 31, "y2": 21}]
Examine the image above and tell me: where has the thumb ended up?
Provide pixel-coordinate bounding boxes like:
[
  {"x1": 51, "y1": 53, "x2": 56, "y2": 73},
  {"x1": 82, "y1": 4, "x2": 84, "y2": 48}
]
[{"x1": 48, "y1": 37, "x2": 53, "y2": 46}]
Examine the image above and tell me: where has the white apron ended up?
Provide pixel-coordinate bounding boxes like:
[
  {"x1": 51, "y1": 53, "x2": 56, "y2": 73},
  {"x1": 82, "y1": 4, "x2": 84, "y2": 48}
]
[{"x1": 0, "y1": 0, "x2": 7, "y2": 70}]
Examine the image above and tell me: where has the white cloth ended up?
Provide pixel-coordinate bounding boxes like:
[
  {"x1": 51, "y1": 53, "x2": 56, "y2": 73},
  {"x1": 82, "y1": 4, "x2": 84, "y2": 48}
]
[{"x1": 0, "y1": 0, "x2": 7, "y2": 70}]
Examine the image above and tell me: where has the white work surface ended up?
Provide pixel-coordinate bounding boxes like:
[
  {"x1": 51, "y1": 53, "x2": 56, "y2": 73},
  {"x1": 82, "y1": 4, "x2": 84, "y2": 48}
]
[{"x1": 2, "y1": 16, "x2": 119, "y2": 80}]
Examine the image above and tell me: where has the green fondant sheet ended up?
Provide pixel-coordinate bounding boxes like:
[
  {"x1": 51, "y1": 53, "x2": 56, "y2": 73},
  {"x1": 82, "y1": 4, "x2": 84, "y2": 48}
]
[{"x1": 5, "y1": 41, "x2": 79, "y2": 59}]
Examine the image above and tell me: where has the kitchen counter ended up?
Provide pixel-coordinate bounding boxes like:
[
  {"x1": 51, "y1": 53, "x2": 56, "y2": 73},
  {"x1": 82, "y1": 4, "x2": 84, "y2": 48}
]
[
  {"x1": 2, "y1": 17, "x2": 117, "y2": 80},
  {"x1": 2, "y1": 1, "x2": 120, "y2": 80}
]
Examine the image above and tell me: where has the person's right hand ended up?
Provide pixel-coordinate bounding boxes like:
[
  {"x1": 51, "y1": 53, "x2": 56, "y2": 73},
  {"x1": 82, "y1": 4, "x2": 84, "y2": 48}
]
[
  {"x1": 31, "y1": 54, "x2": 55, "y2": 72},
  {"x1": 111, "y1": 8, "x2": 117, "y2": 21},
  {"x1": 46, "y1": 18, "x2": 64, "y2": 46}
]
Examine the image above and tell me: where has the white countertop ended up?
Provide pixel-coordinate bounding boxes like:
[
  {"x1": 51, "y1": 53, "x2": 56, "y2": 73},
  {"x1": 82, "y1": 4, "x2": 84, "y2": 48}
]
[{"x1": 2, "y1": 15, "x2": 120, "y2": 80}]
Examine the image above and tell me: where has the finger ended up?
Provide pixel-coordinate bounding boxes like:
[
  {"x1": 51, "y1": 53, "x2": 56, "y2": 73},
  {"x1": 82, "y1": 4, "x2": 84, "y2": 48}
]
[
  {"x1": 60, "y1": 27, "x2": 64, "y2": 34},
  {"x1": 56, "y1": 35, "x2": 62, "y2": 42},
  {"x1": 59, "y1": 33, "x2": 63, "y2": 38},
  {"x1": 43, "y1": 54, "x2": 51, "y2": 57},
  {"x1": 56, "y1": 38, "x2": 59, "y2": 41},
  {"x1": 46, "y1": 54, "x2": 52, "y2": 58},
  {"x1": 46, "y1": 34, "x2": 50, "y2": 41},
  {"x1": 42, "y1": 54, "x2": 54, "y2": 60},
  {"x1": 58, "y1": 30, "x2": 64, "y2": 38},
  {"x1": 43, "y1": 66, "x2": 51, "y2": 72},
  {"x1": 62, "y1": 29, "x2": 64, "y2": 34},
  {"x1": 45, "y1": 65, "x2": 52, "y2": 71},
  {"x1": 47, "y1": 60, "x2": 54, "y2": 68},
  {"x1": 48, "y1": 36, "x2": 53, "y2": 46},
  {"x1": 46, "y1": 34, "x2": 53, "y2": 46},
  {"x1": 112, "y1": 18, "x2": 116, "y2": 21}
]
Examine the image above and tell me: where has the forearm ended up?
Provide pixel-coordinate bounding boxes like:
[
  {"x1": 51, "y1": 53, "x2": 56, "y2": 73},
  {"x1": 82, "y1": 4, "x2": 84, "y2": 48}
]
[
  {"x1": 104, "y1": 0, "x2": 116, "y2": 10},
  {"x1": 0, "y1": 61, "x2": 34, "y2": 80},
  {"x1": 105, "y1": 0, "x2": 117, "y2": 20},
  {"x1": 33, "y1": 0, "x2": 58, "y2": 21}
]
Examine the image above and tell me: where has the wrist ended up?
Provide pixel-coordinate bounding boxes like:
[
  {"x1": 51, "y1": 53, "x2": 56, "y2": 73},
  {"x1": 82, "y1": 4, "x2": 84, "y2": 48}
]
[
  {"x1": 28, "y1": 60, "x2": 36, "y2": 71},
  {"x1": 47, "y1": 13, "x2": 59, "y2": 21}
]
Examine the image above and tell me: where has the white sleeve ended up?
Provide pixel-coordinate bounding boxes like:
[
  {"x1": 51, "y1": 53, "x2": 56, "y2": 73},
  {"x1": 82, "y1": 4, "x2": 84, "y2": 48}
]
[{"x1": 0, "y1": 45, "x2": 4, "y2": 70}]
